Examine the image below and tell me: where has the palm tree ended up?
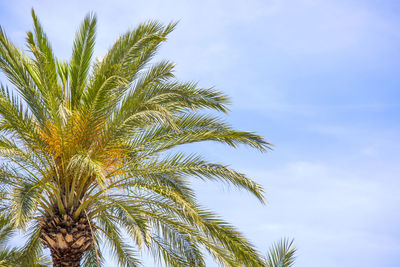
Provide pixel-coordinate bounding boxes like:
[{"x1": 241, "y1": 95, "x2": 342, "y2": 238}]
[
  {"x1": 0, "y1": 10, "x2": 271, "y2": 266},
  {"x1": 265, "y1": 239, "x2": 296, "y2": 267}
]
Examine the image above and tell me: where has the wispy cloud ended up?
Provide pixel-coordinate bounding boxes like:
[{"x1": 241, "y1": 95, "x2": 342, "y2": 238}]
[{"x1": 241, "y1": 159, "x2": 400, "y2": 267}]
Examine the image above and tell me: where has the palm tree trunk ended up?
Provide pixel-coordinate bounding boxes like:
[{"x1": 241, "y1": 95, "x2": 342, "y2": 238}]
[
  {"x1": 39, "y1": 214, "x2": 94, "y2": 267},
  {"x1": 50, "y1": 249, "x2": 83, "y2": 267}
]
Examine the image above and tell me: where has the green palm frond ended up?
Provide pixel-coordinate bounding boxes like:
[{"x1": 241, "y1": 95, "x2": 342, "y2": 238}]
[
  {"x1": 265, "y1": 238, "x2": 296, "y2": 267},
  {"x1": 70, "y1": 13, "x2": 97, "y2": 109},
  {"x1": 128, "y1": 153, "x2": 265, "y2": 202},
  {"x1": 26, "y1": 9, "x2": 61, "y2": 127},
  {"x1": 96, "y1": 214, "x2": 141, "y2": 267}
]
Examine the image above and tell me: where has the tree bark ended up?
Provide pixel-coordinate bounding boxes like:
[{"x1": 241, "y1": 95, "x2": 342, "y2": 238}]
[
  {"x1": 50, "y1": 248, "x2": 84, "y2": 267},
  {"x1": 39, "y1": 214, "x2": 94, "y2": 267}
]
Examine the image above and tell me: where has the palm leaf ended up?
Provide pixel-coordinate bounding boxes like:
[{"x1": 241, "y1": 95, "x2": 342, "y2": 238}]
[{"x1": 265, "y1": 238, "x2": 296, "y2": 267}]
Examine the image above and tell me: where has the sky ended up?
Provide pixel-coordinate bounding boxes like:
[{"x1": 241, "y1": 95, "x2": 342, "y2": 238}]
[{"x1": 1, "y1": 0, "x2": 400, "y2": 266}]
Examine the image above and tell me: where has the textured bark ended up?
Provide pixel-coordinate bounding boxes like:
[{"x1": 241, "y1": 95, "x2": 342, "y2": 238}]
[{"x1": 39, "y1": 214, "x2": 95, "y2": 267}]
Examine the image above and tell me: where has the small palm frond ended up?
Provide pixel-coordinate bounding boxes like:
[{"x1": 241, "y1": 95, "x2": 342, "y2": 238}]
[{"x1": 265, "y1": 238, "x2": 296, "y2": 267}]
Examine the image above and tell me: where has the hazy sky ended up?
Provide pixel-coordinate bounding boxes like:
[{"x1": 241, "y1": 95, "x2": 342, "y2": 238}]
[{"x1": 1, "y1": 0, "x2": 400, "y2": 266}]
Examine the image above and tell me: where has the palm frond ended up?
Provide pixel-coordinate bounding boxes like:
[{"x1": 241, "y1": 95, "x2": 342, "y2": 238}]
[
  {"x1": 265, "y1": 238, "x2": 296, "y2": 267},
  {"x1": 129, "y1": 153, "x2": 265, "y2": 202},
  {"x1": 26, "y1": 9, "x2": 61, "y2": 127},
  {"x1": 70, "y1": 13, "x2": 97, "y2": 109},
  {"x1": 0, "y1": 26, "x2": 48, "y2": 127},
  {"x1": 96, "y1": 213, "x2": 141, "y2": 267}
]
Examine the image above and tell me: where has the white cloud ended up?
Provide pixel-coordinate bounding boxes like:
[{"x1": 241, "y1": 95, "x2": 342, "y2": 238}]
[{"x1": 241, "y1": 159, "x2": 400, "y2": 266}]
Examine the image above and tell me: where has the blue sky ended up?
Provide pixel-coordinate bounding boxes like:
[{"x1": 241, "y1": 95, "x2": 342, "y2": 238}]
[{"x1": 1, "y1": 0, "x2": 400, "y2": 266}]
